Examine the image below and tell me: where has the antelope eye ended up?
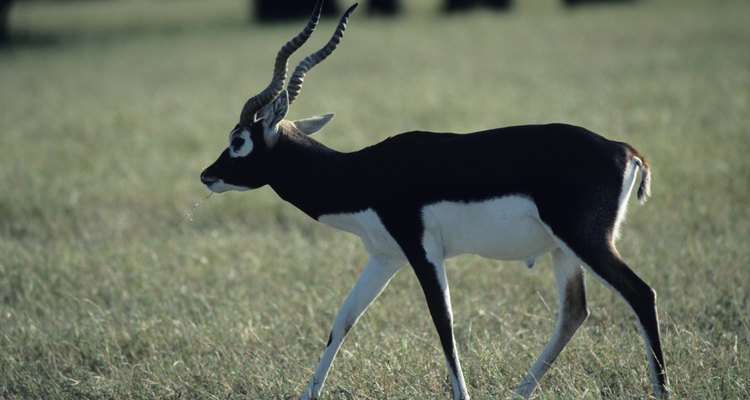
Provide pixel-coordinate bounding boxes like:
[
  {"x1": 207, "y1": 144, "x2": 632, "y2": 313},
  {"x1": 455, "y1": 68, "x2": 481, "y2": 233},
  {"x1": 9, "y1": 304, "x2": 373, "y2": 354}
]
[{"x1": 231, "y1": 137, "x2": 245, "y2": 152}]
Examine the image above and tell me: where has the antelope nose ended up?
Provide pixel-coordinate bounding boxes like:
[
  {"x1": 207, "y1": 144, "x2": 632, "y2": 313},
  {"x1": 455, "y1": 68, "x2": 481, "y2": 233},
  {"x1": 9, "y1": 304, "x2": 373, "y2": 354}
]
[{"x1": 200, "y1": 171, "x2": 218, "y2": 185}]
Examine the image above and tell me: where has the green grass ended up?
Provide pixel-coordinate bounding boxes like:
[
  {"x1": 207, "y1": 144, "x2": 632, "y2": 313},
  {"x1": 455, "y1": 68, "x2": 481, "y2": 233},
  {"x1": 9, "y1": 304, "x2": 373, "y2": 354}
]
[{"x1": 1, "y1": 0, "x2": 749, "y2": 398}]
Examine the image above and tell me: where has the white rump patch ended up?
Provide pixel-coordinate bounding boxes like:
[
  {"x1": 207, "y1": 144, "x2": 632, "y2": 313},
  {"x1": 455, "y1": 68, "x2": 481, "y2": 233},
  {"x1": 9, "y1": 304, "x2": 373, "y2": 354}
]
[{"x1": 613, "y1": 157, "x2": 642, "y2": 241}]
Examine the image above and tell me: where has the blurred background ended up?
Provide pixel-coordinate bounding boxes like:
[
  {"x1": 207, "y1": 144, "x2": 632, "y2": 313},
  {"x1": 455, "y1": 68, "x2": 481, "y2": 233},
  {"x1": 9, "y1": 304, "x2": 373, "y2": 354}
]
[
  {"x1": 0, "y1": 0, "x2": 642, "y2": 43},
  {"x1": 1, "y1": 0, "x2": 748, "y2": 399}
]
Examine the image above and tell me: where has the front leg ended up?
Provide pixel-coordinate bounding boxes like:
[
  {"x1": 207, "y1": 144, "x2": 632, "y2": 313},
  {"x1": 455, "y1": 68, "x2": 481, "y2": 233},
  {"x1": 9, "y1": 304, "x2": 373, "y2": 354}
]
[
  {"x1": 301, "y1": 257, "x2": 404, "y2": 400},
  {"x1": 409, "y1": 240, "x2": 470, "y2": 400}
]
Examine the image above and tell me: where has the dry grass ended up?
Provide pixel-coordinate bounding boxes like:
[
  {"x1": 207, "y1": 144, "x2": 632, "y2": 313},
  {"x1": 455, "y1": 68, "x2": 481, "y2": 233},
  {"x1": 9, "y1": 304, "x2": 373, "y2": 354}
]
[{"x1": 1, "y1": 0, "x2": 748, "y2": 398}]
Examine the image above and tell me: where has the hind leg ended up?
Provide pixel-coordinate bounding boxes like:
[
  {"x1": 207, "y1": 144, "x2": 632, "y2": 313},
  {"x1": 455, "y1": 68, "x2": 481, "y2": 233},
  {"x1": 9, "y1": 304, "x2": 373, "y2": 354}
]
[
  {"x1": 513, "y1": 248, "x2": 589, "y2": 398},
  {"x1": 574, "y1": 243, "x2": 669, "y2": 398}
]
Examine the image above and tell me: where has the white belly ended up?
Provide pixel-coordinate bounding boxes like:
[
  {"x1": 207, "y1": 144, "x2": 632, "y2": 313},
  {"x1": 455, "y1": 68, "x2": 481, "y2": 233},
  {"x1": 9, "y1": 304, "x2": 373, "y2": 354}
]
[
  {"x1": 318, "y1": 196, "x2": 557, "y2": 263},
  {"x1": 422, "y1": 196, "x2": 557, "y2": 261}
]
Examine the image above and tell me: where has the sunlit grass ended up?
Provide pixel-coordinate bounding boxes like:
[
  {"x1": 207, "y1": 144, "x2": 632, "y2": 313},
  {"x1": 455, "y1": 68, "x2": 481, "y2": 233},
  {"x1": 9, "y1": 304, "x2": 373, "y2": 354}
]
[{"x1": 1, "y1": 0, "x2": 749, "y2": 398}]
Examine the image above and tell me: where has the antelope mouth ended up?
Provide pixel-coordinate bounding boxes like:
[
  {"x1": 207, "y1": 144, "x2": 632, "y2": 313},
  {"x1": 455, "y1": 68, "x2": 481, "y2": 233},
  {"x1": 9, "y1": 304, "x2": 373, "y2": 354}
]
[{"x1": 200, "y1": 172, "x2": 249, "y2": 193}]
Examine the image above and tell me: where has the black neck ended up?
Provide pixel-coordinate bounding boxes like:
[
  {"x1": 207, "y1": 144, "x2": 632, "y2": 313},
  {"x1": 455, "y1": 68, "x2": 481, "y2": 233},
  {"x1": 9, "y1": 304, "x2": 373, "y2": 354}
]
[{"x1": 267, "y1": 132, "x2": 367, "y2": 219}]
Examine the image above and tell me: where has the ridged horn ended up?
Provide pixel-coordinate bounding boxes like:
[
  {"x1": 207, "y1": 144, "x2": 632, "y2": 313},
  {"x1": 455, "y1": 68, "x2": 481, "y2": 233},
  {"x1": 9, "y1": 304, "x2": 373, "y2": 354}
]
[
  {"x1": 238, "y1": 0, "x2": 324, "y2": 125},
  {"x1": 287, "y1": 3, "x2": 359, "y2": 105}
]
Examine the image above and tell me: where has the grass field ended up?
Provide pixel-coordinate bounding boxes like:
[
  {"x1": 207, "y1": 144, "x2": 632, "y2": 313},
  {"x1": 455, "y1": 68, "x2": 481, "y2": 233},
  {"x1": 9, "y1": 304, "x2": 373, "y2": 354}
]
[{"x1": 1, "y1": 0, "x2": 749, "y2": 398}]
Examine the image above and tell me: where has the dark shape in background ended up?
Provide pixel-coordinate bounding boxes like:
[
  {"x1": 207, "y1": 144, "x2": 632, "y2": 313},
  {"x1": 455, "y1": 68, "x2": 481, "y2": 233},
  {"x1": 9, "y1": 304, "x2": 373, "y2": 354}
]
[
  {"x1": 252, "y1": 0, "x2": 638, "y2": 21},
  {"x1": 0, "y1": 0, "x2": 639, "y2": 45},
  {"x1": 367, "y1": 0, "x2": 400, "y2": 16},
  {"x1": 253, "y1": 0, "x2": 401, "y2": 21},
  {"x1": 444, "y1": 0, "x2": 513, "y2": 13},
  {"x1": 563, "y1": 0, "x2": 637, "y2": 6},
  {"x1": 1, "y1": 0, "x2": 13, "y2": 43},
  {"x1": 254, "y1": 0, "x2": 340, "y2": 22}
]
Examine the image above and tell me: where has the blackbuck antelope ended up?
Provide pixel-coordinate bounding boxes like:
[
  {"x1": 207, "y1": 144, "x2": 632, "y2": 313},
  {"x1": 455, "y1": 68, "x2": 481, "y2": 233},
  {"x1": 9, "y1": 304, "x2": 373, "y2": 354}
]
[{"x1": 200, "y1": 2, "x2": 669, "y2": 399}]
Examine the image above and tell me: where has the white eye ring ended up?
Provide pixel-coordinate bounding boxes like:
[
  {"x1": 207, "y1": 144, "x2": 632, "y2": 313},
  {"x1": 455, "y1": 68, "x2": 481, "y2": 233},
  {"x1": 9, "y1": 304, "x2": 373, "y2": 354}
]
[{"x1": 228, "y1": 129, "x2": 253, "y2": 158}]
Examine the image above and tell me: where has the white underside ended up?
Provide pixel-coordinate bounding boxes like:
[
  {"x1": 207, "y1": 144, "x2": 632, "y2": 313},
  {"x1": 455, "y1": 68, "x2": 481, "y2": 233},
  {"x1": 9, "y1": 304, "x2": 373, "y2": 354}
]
[
  {"x1": 319, "y1": 195, "x2": 558, "y2": 264},
  {"x1": 309, "y1": 187, "x2": 649, "y2": 399},
  {"x1": 319, "y1": 207, "x2": 407, "y2": 262}
]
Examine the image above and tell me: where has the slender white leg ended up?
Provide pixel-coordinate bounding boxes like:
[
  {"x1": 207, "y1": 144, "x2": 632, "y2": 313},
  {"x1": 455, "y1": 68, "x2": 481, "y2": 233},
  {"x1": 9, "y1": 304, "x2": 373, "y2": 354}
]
[
  {"x1": 513, "y1": 249, "x2": 589, "y2": 398},
  {"x1": 300, "y1": 257, "x2": 404, "y2": 400}
]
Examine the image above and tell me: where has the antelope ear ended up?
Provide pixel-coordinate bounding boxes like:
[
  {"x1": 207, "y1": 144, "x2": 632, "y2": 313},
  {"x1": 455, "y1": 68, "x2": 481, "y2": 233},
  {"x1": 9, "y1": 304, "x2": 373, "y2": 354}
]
[
  {"x1": 258, "y1": 91, "x2": 289, "y2": 147},
  {"x1": 293, "y1": 113, "x2": 335, "y2": 135}
]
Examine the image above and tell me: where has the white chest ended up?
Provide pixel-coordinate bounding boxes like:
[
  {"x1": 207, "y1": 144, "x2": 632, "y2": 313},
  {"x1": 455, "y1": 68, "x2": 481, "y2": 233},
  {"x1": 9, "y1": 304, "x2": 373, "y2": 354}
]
[{"x1": 318, "y1": 209, "x2": 406, "y2": 262}]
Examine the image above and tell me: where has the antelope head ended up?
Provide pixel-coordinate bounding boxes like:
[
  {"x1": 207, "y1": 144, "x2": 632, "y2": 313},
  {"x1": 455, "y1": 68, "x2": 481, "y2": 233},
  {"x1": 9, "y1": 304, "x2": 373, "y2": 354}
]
[{"x1": 200, "y1": 1, "x2": 358, "y2": 193}]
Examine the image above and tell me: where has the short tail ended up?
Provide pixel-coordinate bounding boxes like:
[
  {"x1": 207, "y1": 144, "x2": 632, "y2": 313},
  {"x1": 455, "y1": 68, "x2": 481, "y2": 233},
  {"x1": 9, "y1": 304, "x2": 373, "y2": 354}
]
[
  {"x1": 634, "y1": 156, "x2": 651, "y2": 205},
  {"x1": 622, "y1": 142, "x2": 651, "y2": 205}
]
